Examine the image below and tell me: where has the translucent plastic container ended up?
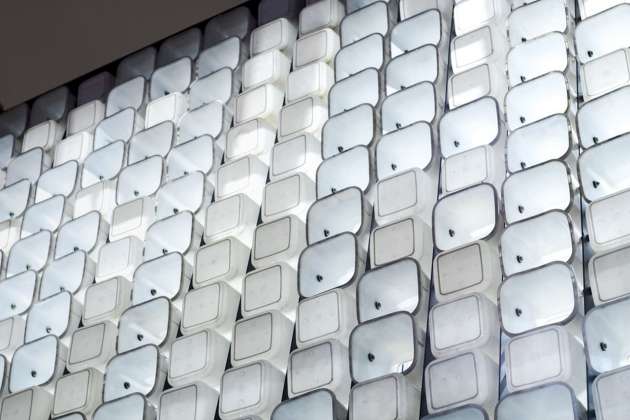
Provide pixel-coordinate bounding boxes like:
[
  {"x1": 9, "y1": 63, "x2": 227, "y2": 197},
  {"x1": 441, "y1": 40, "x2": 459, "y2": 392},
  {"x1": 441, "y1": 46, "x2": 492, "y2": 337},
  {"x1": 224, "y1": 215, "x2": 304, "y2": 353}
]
[
  {"x1": 159, "y1": 383, "x2": 218, "y2": 420},
  {"x1": 508, "y1": 0, "x2": 573, "y2": 48},
  {"x1": 168, "y1": 328, "x2": 229, "y2": 389},
  {"x1": 7, "y1": 147, "x2": 51, "y2": 186},
  {"x1": 81, "y1": 278, "x2": 131, "y2": 326},
  {"x1": 53, "y1": 132, "x2": 94, "y2": 167},
  {"x1": 116, "y1": 156, "x2": 164, "y2": 205},
  {"x1": 450, "y1": 26, "x2": 507, "y2": 75},
  {"x1": 386, "y1": 44, "x2": 444, "y2": 96},
  {"x1": 425, "y1": 350, "x2": 498, "y2": 416},
  {"x1": 297, "y1": 288, "x2": 357, "y2": 347},
  {"x1": 94, "y1": 393, "x2": 156, "y2": 420},
  {"x1": 500, "y1": 210, "x2": 577, "y2": 276},
  {"x1": 272, "y1": 389, "x2": 346, "y2": 420},
  {"x1": 242, "y1": 49, "x2": 291, "y2": 92},
  {"x1": 204, "y1": 193, "x2": 259, "y2": 248},
  {"x1": 574, "y1": 4, "x2": 630, "y2": 63},
  {"x1": 55, "y1": 211, "x2": 108, "y2": 264},
  {"x1": 109, "y1": 197, "x2": 156, "y2": 242},
  {"x1": 103, "y1": 344, "x2": 166, "y2": 403},
  {"x1": 375, "y1": 168, "x2": 436, "y2": 227},
  {"x1": 234, "y1": 83, "x2": 284, "y2": 128},
  {"x1": 577, "y1": 87, "x2": 630, "y2": 149},
  {"x1": 0, "y1": 271, "x2": 36, "y2": 320},
  {"x1": 95, "y1": 107, "x2": 144, "y2": 149},
  {"x1": 52, "y1": 368, "x2": 103, "y2": 417},
  {"x1": 189, "y1": 67, "x2": 239, "y2": 109},
  {"x1": 181, "y1": 282, "x2": 240, "y2": 339},
  {"x1": 505, "y1": 325, "x2": 585, "y2": 402},
  {"x1": 453, "y1": 0, "x2": 509, "y2": 36},
  {"x1": 496, "y1": 382, "x2": 585, "y2": 420},
  {"x1": 144, "y1": 93, "x2": 188, "y2": 129},
  {"x1": 262, "y1": 173, "x2": 316, "y2": 222},
  {"x1": 204, "y1": 6, "x2": 255, "y2": 47},
  {"x1": 584, "y1": 297, "x2": 630, "y2": 374},
  {"x1": 502, "y1": 161, "x2": 576, "y2": 225},
  {"x1": 391, "y1": 9, "x2": 448, "y2": 59},
  {"x1": 132, "y1": 252, "x2": 190, "y2": 307},
  {"x1": 149, "y1": 58, "x2": 192, "y2": 100},
  {"x1": 7, "y1": 229, "x2": 53, "y2": 276},
  {"x1": 225, "y1": 119, "x2": 275, "y2": 166},
  {"x1": 36, "y1": 161, "x2": 79, "y2": 203},
  {"x1": 193, "y1": 237, "x2": 250, "y2": 292},
  {"x1": 429, "y1": 293, "x2": 499, "y2": 361},
  {"x1": 216, "y1": 155, "x2": 268, "y2": 206},
  {"x1": 197, "y1": 37, "x2": 246, "y2": 76},
  {"x1": 593, "y1": 364, "x2": 630, "y2": 420},
  {"x1": 441, "y1": 145, "x2": 504, "y2": 195},
  {"x1": 242, "y1": 263, "x2": 298, "y2": 321},
  {"x1": 370, "y1": 217, "x2": 433, "y2": 276},
  {"x1": 422, "y1": 405, "x2": 488, "y2": 420},
  {"x1": 299, "y1": 232, "x2": 365, "y2": 298},
  {"x1": 287, "y1": 61, "x2": 334, "y2": 103},
  {"x1": 578, "y1": 134, "x2": 630, "y2": 202},
  {"x1": 499, "y1": 262, "x2": 579, "y2": 336},
  {"x1": 580, "y1": 48, "x2": 630, "y2": 102},
  {"x1": 157, "y1": 27, "x2": 201, "y2": 67},
  {"x1": 278, "y1": 96, "x2": 328, "y2": 141},
  {"x1": 22, "y1": 120, "x2": 64, "y2": 153},
  {"x1": 66, "y1": 100, "x2": 106, "y2": 135},
  {"x1": 106, "y1": 76, "x2": 147, "y2": 117},
  {"x1": 10, "y1": 335, "x2": 67, "y2": 393},
  {"x1": 439, "y1": 97, "x2": 504, "y2": 159},
  {"x1": 168, "y1": 135, "x2": 220, "y2": 180},
  {"x1": 144, "y1": 211, "x2": 202, "y2": 267},
  {"x1": 577, "y1": 0, "x2": 629, "y2": 18},
  {"x1": 29, "y1": 86, "x2": 75, "y2": 128},
  {"x1": 350, "y1": 312, "x2": 423, "y2": 384},
  {"x1": 219, "y1": 360, "x2": 284, "y2": 420},
  {"x1": 288, "y1": 340, "x2": 351, "y2": 407},
  {"x1": 349, "y1": 373, "x2": 420, "y2": 420},
  {"x1": 270, "y1": 133, "x2": 322, "y2": 182},
  {"x1": 40, "y1": 250, "x2": 93, "y2": 302},
  {"x1": 505, "y1": 72, "x2": 573, "y2": 132},
  {"x1": 588, "y1": 245, "x2": 630, "y2": 306},
  {"x1": 0, "y1": 387, "x2": 53, "y2": 420},
  {"x1": 294, "y1": 28, "x2": 340, "y2": 68},
  {"x1": 447, "y1": 64, "x2": 507, "y2": 110},
  {"x1": 433, "y1": 184, "x2": 500, "y2": 251},
  {"x1": 381, "y1": 82, "x2": 438, "y2": 135},
  {"x1": 586, "y1": 188, "x2": 630, "y2": 251},
  {"x1": 24, "y1": 291, "x2": 80, "y2": 344},
  {"x1": 116, "y1": 46, "x2": 156, "y2": 84},
  {"x1": 307, "y1": 186, "x2": 372, "y2": 248},
  {"x1": 128, "y1": 121, "x2": 175, "y2": 164},
  {"x1": 117, "y1": 297, "x2": 179, "y2": 354},
  {"x1": 340, "y1": 2, "x2": 394, "y2": 47},
  {"x1": 252, "y1": 215, "x2": 306, "y2": 269},
  {"x1": 298, "y1": 0, "x2": 345, "y2": 36},
  {"x1": 177, "y1": 101, "x2": 230, "y2": 146},
  {"x1": 156, "y1": 171, "x2": 211, "y2": 225},
  {"x1": 316, "y1": 145, "x2": 373, "y2": 200},
  {"x1": 250, "y1": 17, "x2": 297, "y2": 57},
  {"x1": 0, "y1": 103, "x2": 29, "y2": 138},
  {"x1": 95, "y1": 236, "x2": 143, "y2": 284},
  {"x1": 506, "y1": 114, "x2": 575, "y2": 173},
  {"x1": 507, "y1": 32, "x2": 575, "y2": 89},
  {"x1": 81, "y1": 140, "x2": 125, "y2": 189},
  {"x1": 328, "y1": 68, "x2": 381, "y2": 117},
  {"x1": 335, "y1": 34, "x2": 386, "y2": 82}
]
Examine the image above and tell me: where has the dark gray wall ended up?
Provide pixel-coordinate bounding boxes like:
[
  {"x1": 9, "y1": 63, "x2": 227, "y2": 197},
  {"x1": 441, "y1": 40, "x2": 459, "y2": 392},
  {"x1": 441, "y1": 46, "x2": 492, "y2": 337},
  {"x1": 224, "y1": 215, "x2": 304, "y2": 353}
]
[{"x1": 0, "y1": 0, "x2": 246, "y2": 110}]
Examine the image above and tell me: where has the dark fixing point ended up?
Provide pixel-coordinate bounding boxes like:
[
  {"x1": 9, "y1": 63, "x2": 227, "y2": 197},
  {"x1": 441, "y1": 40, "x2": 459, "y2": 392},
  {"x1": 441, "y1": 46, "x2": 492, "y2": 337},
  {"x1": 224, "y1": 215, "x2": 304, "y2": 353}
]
[
  {"x1": 519, "y1": 116, "x2": 526, "y2": 124},
  {"x1": 587, "y1": 50, "x2": 594, "y2": 58},
  {"x1": 520, "y1": 161, "x2": 527, "y2": 169},
  {"x1": 150, "y1": 288, "x2": 157, "y2": 296},
  {"x1": 520, "y1": 75, "x2": 526, "y2": 82},
  {"x1": 516, "y1": 255, "x2": 524, "y2": 263},
  {"x1": 45, "y1": 326, "x2": 52, "y2": 333},
  {"x1": 367, "y1": 353, "x2": 375, "y2": 362},
  {"x1": 123, "y1": 381, "x2": 131, "y2": 389},
  {"x1": 137, "y1": 334, "x2": 144, "y2": 342},
  {"x1": 323, "y1": 229, "x2": 330, "y2": 237},
  {"x1": 600, "y1": 342, "x2": 608, "y2": 352},
  {"x1": 592, "y1": 136, "x2": 599, "y2": 144},
  {"x1": 391, "y1": 163, "x2": 397, "y2": 171},
  {"x1": 515, "y1": 308, "x2": 522, "y2": 317},
  {"x1": 453, "y1": 140, "x2": 460, "y2": 148},
  {"x1": 592, "y1": 180, "x2": 600, "y2": 189},
  {"x1": 31, "y1": 370, "x2": 37, "y2": 378},
  {"x1": 448, "y1": 229, "x2": 455, "y2": 238},
  {"x1": 374, "y1": 301, "x2": 382, "y2": 310},
  {"x1": 517, "y1": 205, "x2": 525, "y2": 214},
  {"x1": 337, "y1": 146, "x2": 344, "y2": 153},
  {"x1": 316, "y1": 274, "x2": 323, "y2": 282}
]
